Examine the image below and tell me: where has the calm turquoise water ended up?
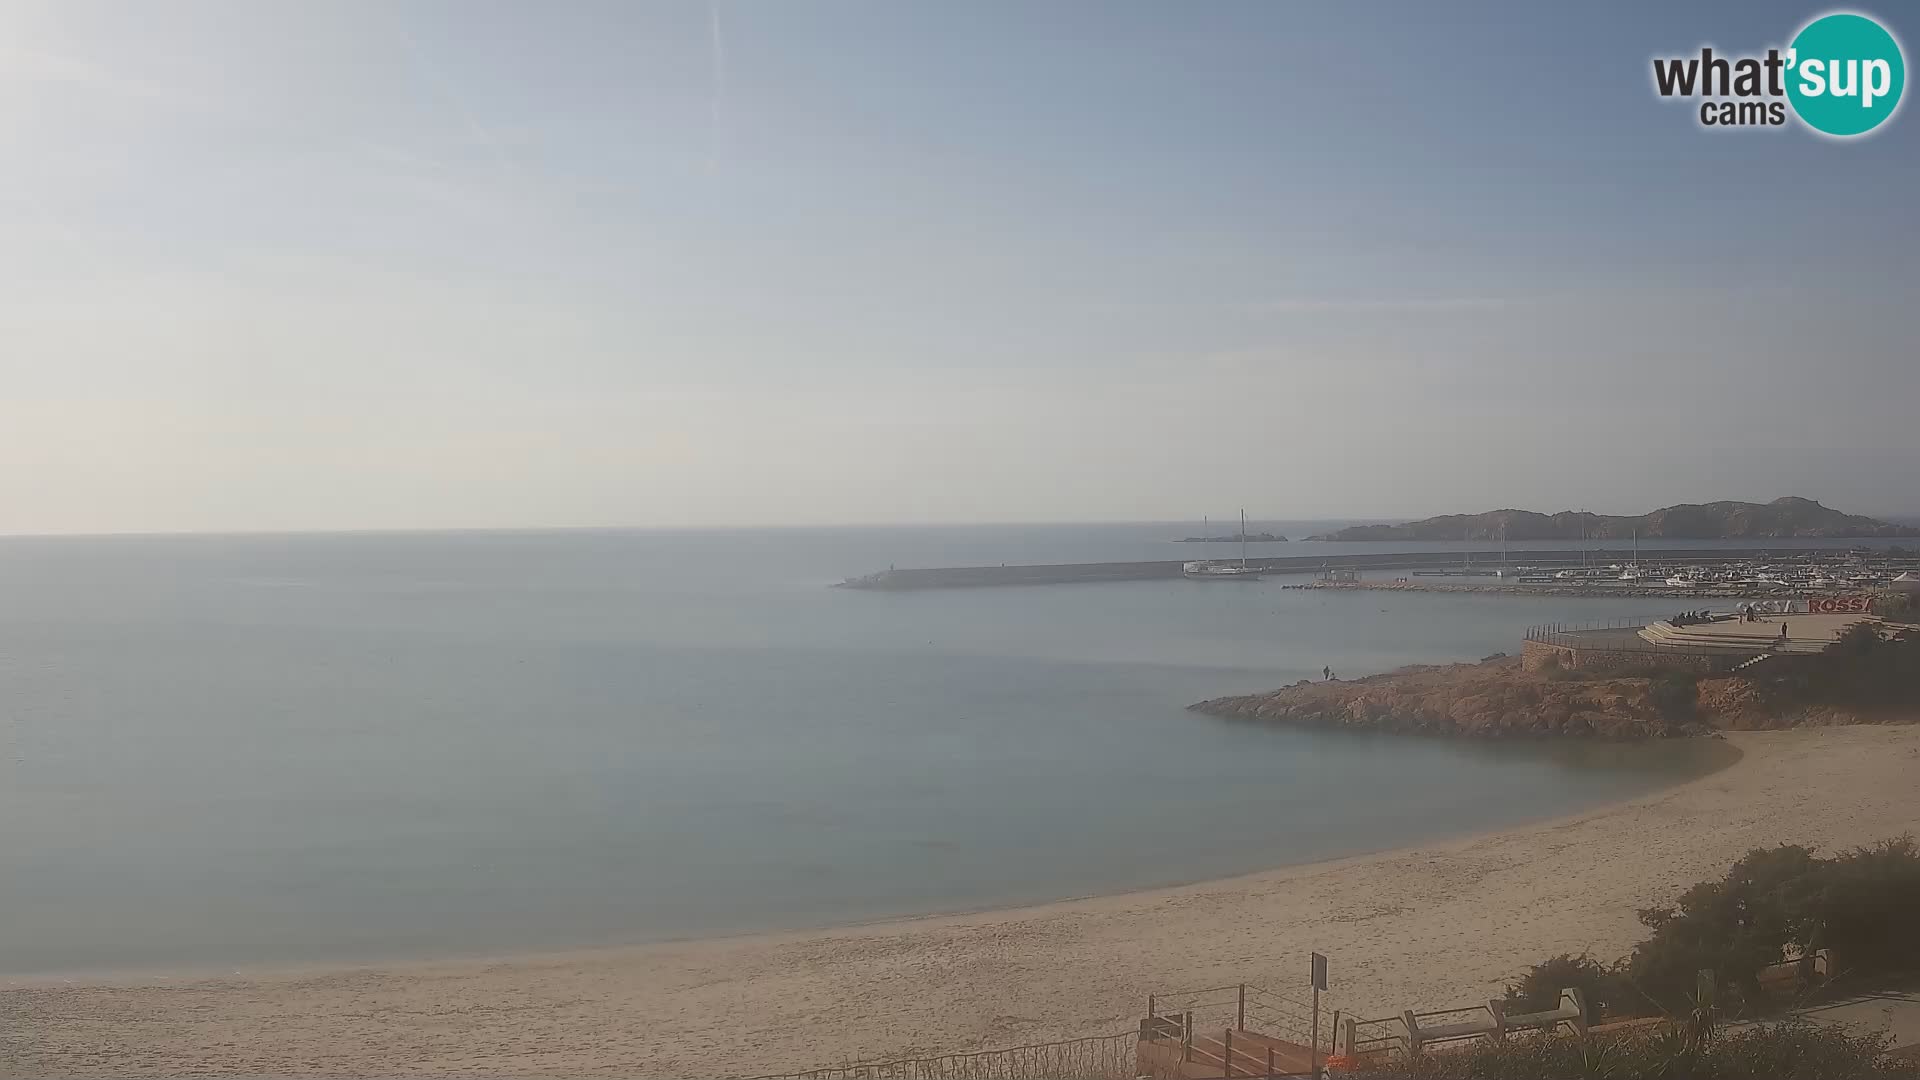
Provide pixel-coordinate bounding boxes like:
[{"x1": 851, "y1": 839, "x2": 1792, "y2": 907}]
[{"x1": 0, "y1": 525, "x2": 1755, "y2": 976}]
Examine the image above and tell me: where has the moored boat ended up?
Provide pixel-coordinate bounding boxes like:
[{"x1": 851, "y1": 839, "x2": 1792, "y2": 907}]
[{"x1": 1185, "y1": 509, "x2": 1263, "y2": 580}]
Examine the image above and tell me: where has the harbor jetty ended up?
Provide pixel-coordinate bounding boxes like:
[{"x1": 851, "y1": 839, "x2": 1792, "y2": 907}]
[{"x1": 835, "y1": 548, "x2": 1912, "y2": 591}]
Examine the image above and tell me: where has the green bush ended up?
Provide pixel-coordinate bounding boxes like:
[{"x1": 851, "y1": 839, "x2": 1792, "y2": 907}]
[
  {"x1": 1504, "y1": 837, "x2": 1920, "y2": 1023},
  {"x1": 1830, "y1": 622, "x2": 1888, "y2": 657},
  {"x1": 1646, "y1": 669, "x2": 1700, "y2": 725},
  {"x1": 1626, "y1": 844, "x2": 1826, "y2": 1015},
  {"x1": 1869, "y1": 590, "x2": 1913, "y2": 621},
  {"x1": 1502, "y1": 954, "x2": 1650, "y2": 1023},
  {"x1": 1773, "y1": 627, "x2": 1920, "y2": 707},
  {"x1": 1816, "y1": 836, "x2": 1920, "y2": 977},
  {"x1": 1348, "y1": 1020, "x2": 1919, "y2": 1079}
]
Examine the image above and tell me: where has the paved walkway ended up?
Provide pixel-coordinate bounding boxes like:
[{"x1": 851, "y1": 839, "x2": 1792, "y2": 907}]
[
  {"x1": 1793, "y1": 989, "x2": 1920, "y2": 1057},
  {"x1": 1638, "y1": 613, "x2": 1881, "y2": 655}
]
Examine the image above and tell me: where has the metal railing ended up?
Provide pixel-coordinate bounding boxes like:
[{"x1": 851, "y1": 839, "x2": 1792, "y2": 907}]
[
  {"x1": 1145, "y1": 982, "x2": 1325, "y2": 1054},
  {"x1": 1523, "y1": 617, "x2": 1748, "y2": 657},
  {"x1": 740, "y1": 1031, "x2": 1137, "y2": 1080}
]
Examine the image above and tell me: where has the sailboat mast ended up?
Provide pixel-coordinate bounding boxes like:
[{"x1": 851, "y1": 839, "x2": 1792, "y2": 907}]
[{"x1": 1240, "y1": 509, "x2": 1248, "y2": 569}]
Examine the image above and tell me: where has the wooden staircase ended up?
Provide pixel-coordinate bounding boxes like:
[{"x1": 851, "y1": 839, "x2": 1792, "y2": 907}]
[{"x1": 1137, "y1": 1025, "x2": 1318, "y2": 1078}]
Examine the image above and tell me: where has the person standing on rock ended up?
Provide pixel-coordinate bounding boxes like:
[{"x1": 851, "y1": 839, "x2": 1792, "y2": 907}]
[{"x1": 1324, "y1": 665, "x2": 1331, "y2": 681}]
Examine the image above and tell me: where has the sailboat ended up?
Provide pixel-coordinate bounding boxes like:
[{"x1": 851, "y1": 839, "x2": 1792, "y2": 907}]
[
  {"x1": 1184, "y1": 510, "x2": 1263, "y2": 580},
  {"x1": 1619, "y1": 531, "x2": 1644, "y2": 581},
  {"x1": 1492, "y1": 523, "x2": 1525, "y2": 577}
]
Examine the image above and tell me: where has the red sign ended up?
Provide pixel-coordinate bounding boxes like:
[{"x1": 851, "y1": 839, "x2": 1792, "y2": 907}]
[{"x1": 1808, "y1": 595, "x2": 1873, "y2": 614}]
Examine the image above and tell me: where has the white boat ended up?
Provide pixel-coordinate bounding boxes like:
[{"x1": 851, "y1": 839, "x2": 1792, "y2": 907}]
[
  {"x1": 1619, "y1": 567, "x2": 1644, "y2": 581},
  {"x1": 1183, "y1": 560, "x2": 1262, "y2": 580},
  {"x1": 1666, "y1": 574, "x2": 1706, "y2": 588},
  {"x1": 1185, "y1": 509, "x2": 1262, "y2": 580}
]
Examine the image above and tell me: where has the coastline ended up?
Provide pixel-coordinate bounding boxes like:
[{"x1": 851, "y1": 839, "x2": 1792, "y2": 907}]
[
  {"x1": 9, "y1": 726, "x2": 1920, "y2": 1077},
  {"x1": 0, "y1": 736, "x2": 1731, "y2": 988}
]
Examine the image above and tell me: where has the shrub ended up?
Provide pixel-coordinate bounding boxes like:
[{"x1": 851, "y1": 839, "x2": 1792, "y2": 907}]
[
  {"x1": 1814, "y1": 836, "x2": 1920, "y2": 977},
  {"x1": 1505, "y1": 836, "x2": 1920, "y2": 1025},
  {"x1": 1811, "y1": 629, "x2": 1920, "y2": 707},
  {"x1": 1625, "y1": 844, "x2": 1825, "y2": 1015},
  {"x1": 1501, "y1": 953, "x2": 1641, "y2": 1023},
  {"x1": 1830, "y1": 622, "x2": 1887, "y2": 657},
  {"x1": 1347, "y1": 1021, "x2": 1919, "y2": 1079},
  {"x1": 1646, "y1": 669, "x2": 1700, "y2": 725},
  {"x1": 1870, "y1": 590, "x2": 1915, "y2": 622}
]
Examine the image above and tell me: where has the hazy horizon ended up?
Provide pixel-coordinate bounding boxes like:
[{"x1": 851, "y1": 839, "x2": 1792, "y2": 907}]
[
  {"x1": 3, "y1": 498, "x2": 1917, "y2": 541},
  {"x1": 5, "y1": 0, "x2": 1916, "y2": 535}
]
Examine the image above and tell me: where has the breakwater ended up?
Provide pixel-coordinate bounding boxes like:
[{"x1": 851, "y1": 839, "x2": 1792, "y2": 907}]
[{"x1": 835, "y1": 548, "x2": 1832, "y2": 590}]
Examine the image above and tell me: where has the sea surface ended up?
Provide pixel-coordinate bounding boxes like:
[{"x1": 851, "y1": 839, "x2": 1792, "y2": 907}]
[{"x1": 3, "y1": 521, "x2": 1846, "y2": 976}]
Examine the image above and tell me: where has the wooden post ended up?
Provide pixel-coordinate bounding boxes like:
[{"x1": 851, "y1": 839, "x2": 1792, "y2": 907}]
[
  {"x1": 1331, "y1": 1010, "x2": 1341, "y2": 1057},
  {"x1": 1237, "y1": 983, "x2": 1246, "y2": 1032},
  {"x1": 1184, "y1": 1012, "x2": 1193, "y2": 1062},
  {"x1": 1148, "y1": 993, "x2": 1156, "y2": 1019},
  {"x1": 1267, "y1": 1046, "x2": 1275, "y2": 1079},
  {"x1": 1311, "y1": 984, "x2": 1320, "y2": 1080},
  {"x1": 1224, "y1": 1028, "x2": 1234, "y2": 1077},
  {"x1": 1487, "y1": 999, "x2": 1506, "y2": 1040}
]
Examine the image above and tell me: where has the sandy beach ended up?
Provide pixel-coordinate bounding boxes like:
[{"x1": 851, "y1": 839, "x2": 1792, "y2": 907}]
[{"x1": 7, "y1": 724, "x2": 1920, "y2": 1078}]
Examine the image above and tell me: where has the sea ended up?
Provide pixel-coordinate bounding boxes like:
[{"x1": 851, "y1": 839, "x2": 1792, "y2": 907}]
[{"x1": 9, "y1": 520, "x2": 1878, "y2": 976}]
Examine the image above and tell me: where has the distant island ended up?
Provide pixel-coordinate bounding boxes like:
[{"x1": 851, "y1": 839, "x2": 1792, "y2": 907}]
[
  {"x1": 1306, "y1": 497, "x2": 1919, "y2": 541},
  {"x1": 1176, "y1": 532, "x2": 1287, "y2": 543}
]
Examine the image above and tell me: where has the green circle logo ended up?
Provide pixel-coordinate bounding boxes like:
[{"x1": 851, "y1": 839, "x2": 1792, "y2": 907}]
[{"x1": 1786, "y1": 12, "x2": 1906, "y2": 137}]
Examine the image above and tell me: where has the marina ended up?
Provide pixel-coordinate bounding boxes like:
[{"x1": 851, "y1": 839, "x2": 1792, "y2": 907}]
[{"x1": 839, "y1": 547, "x2": 1920, "y2": 595}]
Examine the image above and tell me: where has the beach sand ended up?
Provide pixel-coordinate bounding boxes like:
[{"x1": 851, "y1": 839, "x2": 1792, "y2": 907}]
[{"x1": 7, "y1": 725, "x2": 1920, "y2": 1077}]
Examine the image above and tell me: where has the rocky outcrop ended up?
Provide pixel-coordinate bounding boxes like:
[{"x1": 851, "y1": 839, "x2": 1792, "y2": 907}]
[
  {"x1": 1307, "y1": 497, "x2": 1918, "y2": 541},
  {"x1": 1195, "y1": 650, "x2": 1919, "y2": 739},
  {"x1": 1190, "y1": 657, "x2": 1708, "y2": 740}
]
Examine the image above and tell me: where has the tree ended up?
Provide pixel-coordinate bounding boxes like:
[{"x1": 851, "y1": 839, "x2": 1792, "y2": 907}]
[{"x1": 1624, "y1": 845, "x2": 1825, "y2": 1014}]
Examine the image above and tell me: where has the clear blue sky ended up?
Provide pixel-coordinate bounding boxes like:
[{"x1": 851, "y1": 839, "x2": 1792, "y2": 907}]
[{"x1": 3, "y1": 0, "x2": 1915, "y2": 532}]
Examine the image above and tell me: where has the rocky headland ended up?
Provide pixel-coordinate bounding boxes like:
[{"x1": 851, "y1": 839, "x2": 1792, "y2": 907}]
[{"x1": 1191, "y1": 640, "x2": 1918, "y2": 740}]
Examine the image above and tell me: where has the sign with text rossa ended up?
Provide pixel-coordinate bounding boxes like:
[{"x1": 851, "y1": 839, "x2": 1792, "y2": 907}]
[{"x1": 1808, "y1": 595, "x2": 1873, "y2": 614}]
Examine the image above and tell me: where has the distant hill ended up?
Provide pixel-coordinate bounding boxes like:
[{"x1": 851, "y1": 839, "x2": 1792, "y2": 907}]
[{"x1": 1307, "y1": 498, "x2": 1920, "y2": 541}]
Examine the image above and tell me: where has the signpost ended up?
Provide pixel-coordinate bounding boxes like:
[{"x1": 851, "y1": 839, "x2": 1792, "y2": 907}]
[{"x1": 1311, "y1": 953, "x2": 1328, "y2": 1079}]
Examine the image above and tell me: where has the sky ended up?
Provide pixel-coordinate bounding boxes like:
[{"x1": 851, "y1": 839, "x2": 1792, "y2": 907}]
[{"x1": 2, "y1": 0, "x2": 1916, "y2": 534}]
